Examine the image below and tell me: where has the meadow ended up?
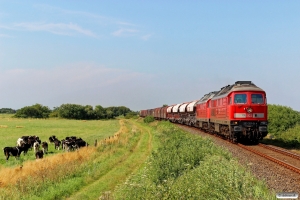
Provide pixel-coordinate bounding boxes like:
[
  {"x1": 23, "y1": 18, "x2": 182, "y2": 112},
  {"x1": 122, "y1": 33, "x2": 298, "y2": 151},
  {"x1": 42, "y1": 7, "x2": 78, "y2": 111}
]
[
  {"x1": 0, "y1": 114, "x2": 120, "y2": 166},
  {"x1": 0, "y1": 115, "x2": 153, "y2": 199}
]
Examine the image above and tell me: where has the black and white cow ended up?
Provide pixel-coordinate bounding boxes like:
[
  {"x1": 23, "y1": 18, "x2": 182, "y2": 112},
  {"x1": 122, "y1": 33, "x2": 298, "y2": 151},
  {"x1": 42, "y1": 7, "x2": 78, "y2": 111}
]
[
  {"x1": 41, "y1": 142, "x2": 48, "y2": 154},
  {"x1": 3, "y1": 146, "x2": 27, "y2": 161}
]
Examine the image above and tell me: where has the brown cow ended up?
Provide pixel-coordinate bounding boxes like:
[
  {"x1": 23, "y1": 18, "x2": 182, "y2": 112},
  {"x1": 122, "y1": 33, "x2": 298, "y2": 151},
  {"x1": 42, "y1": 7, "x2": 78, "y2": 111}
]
[{"x1": 35, "y1": 150, "x2": 44, "y2": 159}]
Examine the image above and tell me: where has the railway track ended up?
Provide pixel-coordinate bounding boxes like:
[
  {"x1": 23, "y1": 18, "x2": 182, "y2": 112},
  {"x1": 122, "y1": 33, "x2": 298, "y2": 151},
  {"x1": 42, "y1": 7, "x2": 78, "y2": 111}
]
[
  {"x1": 177, "y1": 124, "x2": 300, "y2": 175},
  {"x1": 238, "y1": 143, "x2": 300, "y2": 175}
]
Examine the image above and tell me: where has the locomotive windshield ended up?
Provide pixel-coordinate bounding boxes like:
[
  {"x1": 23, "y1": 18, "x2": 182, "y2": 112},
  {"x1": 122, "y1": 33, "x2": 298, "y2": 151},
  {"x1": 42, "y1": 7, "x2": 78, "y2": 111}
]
[
  {"x1": 234, "y1": 94, "x2": 247, "y2": 104},
  {"x1": 251, "y1": 94, "x2": 264, "y2": 104}
]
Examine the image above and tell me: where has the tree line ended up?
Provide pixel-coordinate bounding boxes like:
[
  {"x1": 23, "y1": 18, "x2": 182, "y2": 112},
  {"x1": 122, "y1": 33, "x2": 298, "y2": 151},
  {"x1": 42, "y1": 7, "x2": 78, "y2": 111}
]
[
  {"x1": 1, "y1": 104, "x2": 300, "y2": 129},
  {"x1": 0, "y1": 108, "x2": 16, "y2": 114},
  {"x1": 1, "y1": 103, "x2": 137, "y2": 120}
]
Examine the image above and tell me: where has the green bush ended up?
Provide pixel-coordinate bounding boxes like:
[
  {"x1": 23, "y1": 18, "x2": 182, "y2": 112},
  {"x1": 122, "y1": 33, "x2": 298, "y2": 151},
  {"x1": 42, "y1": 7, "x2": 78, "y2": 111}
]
[
  {"x1": 268, "y1": 104, "x2": 300, "y2": 135},
  {"x1": 144, "y1": 116, "x2": 155, "y2": 123},
  {"x1": 14, "y1": 104, "x2": 51, "y2": 118},
  {"x1": 125, "y1": 112, "x2": 138, "y2": 119}
]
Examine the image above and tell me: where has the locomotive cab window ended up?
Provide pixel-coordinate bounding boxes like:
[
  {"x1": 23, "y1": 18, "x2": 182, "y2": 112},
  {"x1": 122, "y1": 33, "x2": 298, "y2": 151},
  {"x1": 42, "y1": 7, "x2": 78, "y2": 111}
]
[
  {"x1": 234, "y1": 94, "x2": 247, "y2": 104},
  {"x1": 251, "y1": 94, "x2": 264, "y2": 104}
]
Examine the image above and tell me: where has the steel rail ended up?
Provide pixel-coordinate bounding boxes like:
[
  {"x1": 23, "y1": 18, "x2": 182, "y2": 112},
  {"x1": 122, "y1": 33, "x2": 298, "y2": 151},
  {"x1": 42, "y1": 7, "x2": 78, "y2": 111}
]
[
  {"x1": 258, "y1": 143, "x2": 300, "y2": 161},
  {"x1": 177, "y1": 124, "x2": 300, "y2": 174},
  {"x1": 237, "y1": 143, "x2": 300, "y2": 175}
]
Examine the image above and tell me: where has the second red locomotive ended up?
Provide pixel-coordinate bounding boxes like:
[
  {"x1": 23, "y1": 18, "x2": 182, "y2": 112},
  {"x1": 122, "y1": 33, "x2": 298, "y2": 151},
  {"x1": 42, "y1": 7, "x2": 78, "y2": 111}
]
[{"x1": 140, "y1": 81, "x2": 268, "y2": 143}]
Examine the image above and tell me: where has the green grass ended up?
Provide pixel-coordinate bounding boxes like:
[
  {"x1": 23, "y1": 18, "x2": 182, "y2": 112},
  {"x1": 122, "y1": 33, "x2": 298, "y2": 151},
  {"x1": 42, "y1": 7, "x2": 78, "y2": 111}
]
[
  {"x1": 0, "y1": 115, "x2": 119, "y2": 166},
  {"x1": 66, "y1": 120, "x2": 153, "y2": 199},
  {"x1": 0, "y1": 118, "x2": 154, "y2": 200}
]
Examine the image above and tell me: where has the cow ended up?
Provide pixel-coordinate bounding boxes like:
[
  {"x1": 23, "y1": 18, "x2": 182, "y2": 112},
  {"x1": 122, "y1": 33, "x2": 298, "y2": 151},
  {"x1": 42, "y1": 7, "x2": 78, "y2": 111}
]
[
  {"x1": 35, "y1": 150, "x2": 44, "y2": 159},
  {"x1": 49, "y1": 135, "x2": 57, "y2": 143},
  {"x1": 75, "y1": 139, "x2": 88, "y2": 150},
  {"x1": 21, "y1": 135, "x2": 29, "y2": 141},
  {"x1": 3, "y1": 146, "x2": 26, "y2": 161},
  {"x1": 22, "y1": 143, "x2": 31, "y2": 155},
  {"x1": 64, "y1": 140, "x2": 76, "y2": 151},
  {"x1": 41, "y1": 142, "x2": 48, "y2": 154},
  {"x1": 33, "y1": 141, "x2": 40, "y2": 153},
  {"x1": 17, "y1": 138, "x2": 26, "y2": 147},
  {"x1": 54, "y1": 139, "x2": 61, "y2": 150}
]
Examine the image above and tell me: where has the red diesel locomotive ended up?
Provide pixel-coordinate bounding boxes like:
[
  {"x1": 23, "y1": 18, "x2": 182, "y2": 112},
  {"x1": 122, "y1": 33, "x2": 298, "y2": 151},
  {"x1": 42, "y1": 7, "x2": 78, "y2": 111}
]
[{"x1": 140, "y1": 81, "x2": 268, "y2": 143}]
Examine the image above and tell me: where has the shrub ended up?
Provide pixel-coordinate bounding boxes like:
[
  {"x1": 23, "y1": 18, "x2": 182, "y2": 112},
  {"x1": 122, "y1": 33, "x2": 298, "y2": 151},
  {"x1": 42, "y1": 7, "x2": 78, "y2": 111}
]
[
  {"x1": 144, "y1": 116, "x2": 155, "y2": 123},
  {"x1": 14, "y1": 104, "x2": 51, "y2": 118},
  {"x1": 268, "y1": 104, "x2": 300, "y2": 135},
  {"x1": 125, "y1": 112, "x2": 138, "y2": 119}
]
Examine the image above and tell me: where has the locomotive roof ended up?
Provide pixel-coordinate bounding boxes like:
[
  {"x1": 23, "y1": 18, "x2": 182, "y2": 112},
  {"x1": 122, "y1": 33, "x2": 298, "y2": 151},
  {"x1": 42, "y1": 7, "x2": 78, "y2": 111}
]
[{"x1": 213, "y1": 81, "x2": 264, "y2": 98}]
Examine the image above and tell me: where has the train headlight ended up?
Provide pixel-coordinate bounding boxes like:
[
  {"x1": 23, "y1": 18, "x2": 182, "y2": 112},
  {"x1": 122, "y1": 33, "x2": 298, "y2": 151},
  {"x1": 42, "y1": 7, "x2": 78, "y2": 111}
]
[
  {"x1": 245, "y1": 107, "x2": 253, "y2": 113},
  {"x1": 260, "y1": 121, "x2": 268, "y2": 125}
]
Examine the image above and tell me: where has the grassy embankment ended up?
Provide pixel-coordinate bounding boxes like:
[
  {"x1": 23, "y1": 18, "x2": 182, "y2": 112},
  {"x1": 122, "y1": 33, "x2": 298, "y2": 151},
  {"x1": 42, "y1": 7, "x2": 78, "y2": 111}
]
[{"x1": 114, "y1": 120, "x2": 276, "y2": 200}]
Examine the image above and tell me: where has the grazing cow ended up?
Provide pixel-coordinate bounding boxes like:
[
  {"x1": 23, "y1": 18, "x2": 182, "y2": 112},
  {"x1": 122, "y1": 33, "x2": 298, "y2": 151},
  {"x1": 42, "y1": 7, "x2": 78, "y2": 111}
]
[
  {"x1": 64, "y1": 140, "x2": 76, "y2": 151},
  {"x1": 49, "y1": 135, "x2": 57, "y2": 143},
  {"x1": 17, "y1": 138, "x2": 25, "y2": 147},
  {"x1": 54, "y1": 139, "x2": 61, "y2": 150},
  {"x1": 35, "y1": 150, "x2": 44, "y2": 159},
  {"x1": 22, "y1": 143, "x2": 31, "y2": 155},
  {"x1": 21, "y1": 135, "x2": 29, "y2": 141},
  {"x1": 33, "y1": 141, "x2": 40, "y2": 153},
  {"x1": 3, "y1": 146, "x2": 26, "y2": 161},
  {"x1": 41, "y1": 142, "x2": 48, "y2": 154},
  {"x1": 75, "y1": 139, "x2": 88, "y2": 149}
]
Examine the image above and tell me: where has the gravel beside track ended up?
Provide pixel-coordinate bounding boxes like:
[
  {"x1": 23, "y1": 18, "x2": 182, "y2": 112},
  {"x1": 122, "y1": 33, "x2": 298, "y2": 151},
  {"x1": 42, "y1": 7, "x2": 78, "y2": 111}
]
[{"x1": 177, "y1": 125, "x2": 300, "y2": 195}]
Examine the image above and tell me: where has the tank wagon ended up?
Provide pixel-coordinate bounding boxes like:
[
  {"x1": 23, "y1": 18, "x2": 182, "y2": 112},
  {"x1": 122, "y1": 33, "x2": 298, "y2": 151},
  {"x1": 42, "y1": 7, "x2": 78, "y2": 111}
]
[{"x1": 140, "y1": 81, "x2": 268, "y2": 143}]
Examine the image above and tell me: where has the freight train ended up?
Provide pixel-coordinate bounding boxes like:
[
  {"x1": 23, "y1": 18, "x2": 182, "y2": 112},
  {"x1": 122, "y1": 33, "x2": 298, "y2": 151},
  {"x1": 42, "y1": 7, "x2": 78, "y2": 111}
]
[{"x1": 140, "y1": 81, "x2": 268, "y2": 143}]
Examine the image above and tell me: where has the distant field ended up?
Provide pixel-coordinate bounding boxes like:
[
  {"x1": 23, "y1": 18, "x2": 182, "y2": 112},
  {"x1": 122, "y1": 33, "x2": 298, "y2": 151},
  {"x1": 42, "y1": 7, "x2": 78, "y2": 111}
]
[{"x1": 0, "y1": 114, "x2": 120, "y2": 165}]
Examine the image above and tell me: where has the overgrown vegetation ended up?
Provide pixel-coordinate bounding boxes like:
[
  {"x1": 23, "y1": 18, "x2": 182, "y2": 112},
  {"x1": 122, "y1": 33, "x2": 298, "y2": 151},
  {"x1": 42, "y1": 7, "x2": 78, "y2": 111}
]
[
  {"x1": 144, "y1": 115, "x2": 155, "y2": 123},
  {"x1": 265, "y1": 104, "x2": 300, "y2": 148},
  {"x1": 124, "y1": 111, "x2": 138, "y2": 119},
  {"x1": 114, "y1": 121, "x2": 274, "y2": 199},
  {"x1": 268, "y1": 104, "x2": 300, "y2": 135}
]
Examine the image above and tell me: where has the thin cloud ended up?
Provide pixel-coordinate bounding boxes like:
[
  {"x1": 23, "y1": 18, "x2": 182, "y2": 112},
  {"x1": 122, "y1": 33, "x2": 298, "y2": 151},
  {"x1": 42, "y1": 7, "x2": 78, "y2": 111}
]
[
  {"x1": 0, "y1": 64, "x2": 150, "y2": 91},
  {"x1": 14, "y1": 22, "x2": 97, "y2": 37},
  {"x1": 116, "y1": 21, "x2": 137, "y2": 26},
  {"x1": 34, "y1": 4, "x2": 109, "y2": 22},
  {"x1": 141, "y1": 33, "x2": 153, "y2": 41},
  {"x1": 112, "y1": 28, "x2": 139, "y2": 37},
  {"x1": 0, "y1": 24, "x2": 13, "y2": 30},
  {"x1": 0, "y1": 33, "x2": 12, "y2": 38}
]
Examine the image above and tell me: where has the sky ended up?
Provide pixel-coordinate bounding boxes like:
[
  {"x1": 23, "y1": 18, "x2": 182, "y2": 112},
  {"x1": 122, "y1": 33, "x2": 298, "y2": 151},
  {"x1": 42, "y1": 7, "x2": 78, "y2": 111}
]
[{"x1": 0, "y1": 1, "x2": 300, "y2": 111}]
